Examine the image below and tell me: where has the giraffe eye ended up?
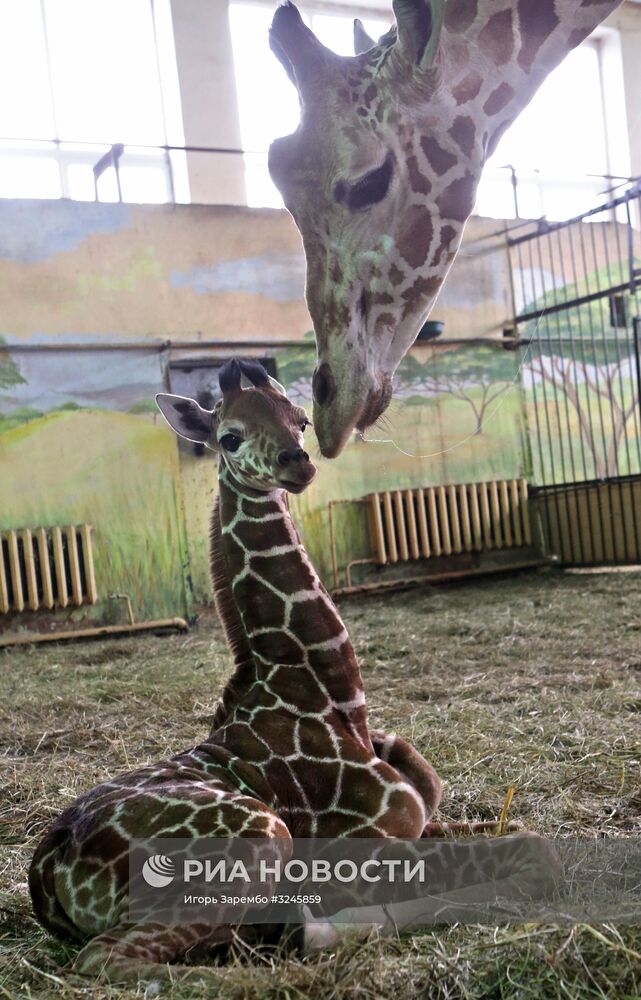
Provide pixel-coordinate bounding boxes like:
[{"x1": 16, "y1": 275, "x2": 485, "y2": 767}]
[
  {"x1": 300, "y1": 419, "x2": 310, "y2": 432},
  {"x1": 346, "y1": 154, "x2": 394, "y2": 210},
  {"x1": 220, "y1": 433, "x2": 242, "y2": 452}
]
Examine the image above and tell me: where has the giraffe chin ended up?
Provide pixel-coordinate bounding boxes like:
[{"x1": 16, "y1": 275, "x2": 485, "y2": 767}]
[{"x1": 278, "y1": 475, "x2": 316, "y2": 494}]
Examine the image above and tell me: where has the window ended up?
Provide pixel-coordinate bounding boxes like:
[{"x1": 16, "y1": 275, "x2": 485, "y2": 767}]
[
  {"x1": 0, "y1": 0, "x2": 185, "y2": 202},
  {"x1": 228, "y1": 3, "x2": 390, "y2": 208},
  {"x1": 476, "y1": 41, "x2": 620, "y2": 220}
]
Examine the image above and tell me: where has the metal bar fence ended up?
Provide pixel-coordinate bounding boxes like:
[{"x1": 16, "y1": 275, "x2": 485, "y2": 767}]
[{"x1": 509, "y1": 183, "x2": 641, "y2": 565}]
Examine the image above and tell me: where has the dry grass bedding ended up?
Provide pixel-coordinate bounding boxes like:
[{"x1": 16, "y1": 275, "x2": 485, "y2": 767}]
[{"x1": 1, "y1": 568, "x2": 640, "y2": 998}]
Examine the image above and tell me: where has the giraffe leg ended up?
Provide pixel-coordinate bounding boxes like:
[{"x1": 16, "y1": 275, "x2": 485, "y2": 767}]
[
  {"x1": 369, "y1": 729, "x2": 442, "y2": 822},
  {"x1": 71, "y1": 921, "x2": 232, "y2": 982},
  {"x1": 30, "y1": 776, "x2": 296, "y2": 985},
  {"x1": 72, "y1": 919, "x2": 301, "y2": 982},
  {"x1": 422, "y1": 819, "x2": 525, "y2": 836},
  {"x1": 369, "y1": 731, "x2": 523, "y2": 837},
  {"x1": 302, "y1": 832, "x2": 561, "y2": 952}
]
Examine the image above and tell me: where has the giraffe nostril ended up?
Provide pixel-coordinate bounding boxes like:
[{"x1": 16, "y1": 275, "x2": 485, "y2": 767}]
[
  {"x1": 312, "y1": 363, "x2": 335, "y2": 407},
  {"x1": 291, "y1": 448, "x2": 308, "y2": 462},
  {"x1": 277, "y1": 450, "x2": 291, "y2": 467}
]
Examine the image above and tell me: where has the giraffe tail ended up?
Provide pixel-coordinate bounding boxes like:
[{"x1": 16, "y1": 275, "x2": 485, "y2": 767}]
[{"x1": 29, "y1": 824, "x2": 85, "y2": 942}]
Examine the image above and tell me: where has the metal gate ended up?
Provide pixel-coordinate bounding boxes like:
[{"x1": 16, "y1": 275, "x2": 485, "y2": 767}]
[{"x1": 509, "y1": 182, "x2": 641, "y2": 565}]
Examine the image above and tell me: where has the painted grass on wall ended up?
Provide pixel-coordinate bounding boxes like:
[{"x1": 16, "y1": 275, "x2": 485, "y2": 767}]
[
  {"x1": 174, "y1": 448, "x2": 217, "y2": 606},
  {"x1": 1, "y1": 410, "x2": 188, "y2": 621}
]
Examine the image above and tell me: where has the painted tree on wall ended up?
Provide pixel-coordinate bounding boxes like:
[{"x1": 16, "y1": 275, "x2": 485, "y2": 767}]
[
  {"x1": 524, "y1": 344, "x2": 640, "y2": 480},
  {"x1": 518, "y1": 259, "x2": 638, "y2": 339},
  {"x1": 395, "y1": 345, "x2": 516, "y2": 434},
  {"x1": 0, "y1": 336, "x2": 25, "y2": 391}
]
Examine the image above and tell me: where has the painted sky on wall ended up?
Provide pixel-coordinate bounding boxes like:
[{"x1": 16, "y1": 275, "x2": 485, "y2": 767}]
[
  {"x1": 171, "y1": 251, "x2": 306, "y2": 302},
  {"x1": 0, "y1": 201, "x2": 131, "y2": 264},
  {"x1": 0, "y1": 349, "x2": 162, "y2": 413}
]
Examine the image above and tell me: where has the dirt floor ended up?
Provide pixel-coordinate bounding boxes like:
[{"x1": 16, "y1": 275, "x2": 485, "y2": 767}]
[{"x1": 1, "y1": 567, "x2": 641, "y2": 999}]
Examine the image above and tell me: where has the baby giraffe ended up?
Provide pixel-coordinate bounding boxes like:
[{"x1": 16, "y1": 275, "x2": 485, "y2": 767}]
[
  {"x1": 29, "y1": 359, "x2": 554, "y2": 982},
  {"x1": 28, "y1": 359, "x2": 441, "y2": 980}
]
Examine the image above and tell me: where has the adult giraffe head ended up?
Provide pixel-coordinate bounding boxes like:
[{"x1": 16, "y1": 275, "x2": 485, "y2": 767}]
[{"x1": 268, "y1": 0, "x2": 621, "y2": 456}]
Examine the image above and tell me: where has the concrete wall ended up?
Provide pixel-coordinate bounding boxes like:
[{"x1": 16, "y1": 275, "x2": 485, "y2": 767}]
[
  {"x1": 170, "y1": 0, "x2": 246, "y2": 205},
  {"x1": 605, "y1": 2, "x2": 641, "y2": 178},
  {"x1": 0, "y1": 201, "x2": 308, "y2": 341}
]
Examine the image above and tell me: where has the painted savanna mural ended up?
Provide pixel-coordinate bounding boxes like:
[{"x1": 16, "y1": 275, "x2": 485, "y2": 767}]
[
  {"x1": 1, "y1": 336, "x2": 526, "y2": 620},
  {"x1": 276, "y1": 338, "x2": 526, "y2": 587},
  {"x1": 1, "y1": 198, "x2": 526, "y2": 628}
]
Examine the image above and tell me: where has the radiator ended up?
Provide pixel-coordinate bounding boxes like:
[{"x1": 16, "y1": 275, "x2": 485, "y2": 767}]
[
  {"x1": 366, "y1": 479, "x2": 532, "y2": 565},
  {"x1": 0, "y1": 525, "x2": 98, "y2": 614}
]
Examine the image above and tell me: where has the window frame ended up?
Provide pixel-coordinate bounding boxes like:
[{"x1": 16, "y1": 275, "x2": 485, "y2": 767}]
[{"x1": 0, "y1": 0, "x2": 180, "y2": 204}]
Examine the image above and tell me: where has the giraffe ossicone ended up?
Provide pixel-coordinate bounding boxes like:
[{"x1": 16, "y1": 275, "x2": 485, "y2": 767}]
[{"x1": 267, "y1": 0, "x2": 622, "y2": 456}]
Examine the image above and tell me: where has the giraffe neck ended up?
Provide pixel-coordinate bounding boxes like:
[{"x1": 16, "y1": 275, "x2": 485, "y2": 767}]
[
  {"x1": 216, "y1": 463, "x2": 369, "y2": 737},
  {"x1": 353, "y1": 0, "x2": 617, "y2": 348},
  {"x1": 208, "y1": 493, "x2": 256, "y2": 730}
]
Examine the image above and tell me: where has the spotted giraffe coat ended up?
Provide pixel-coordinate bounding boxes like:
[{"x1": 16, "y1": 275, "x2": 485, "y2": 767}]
[{"x1": 29, "y1": 463, "x2": 439, "y2": 946}]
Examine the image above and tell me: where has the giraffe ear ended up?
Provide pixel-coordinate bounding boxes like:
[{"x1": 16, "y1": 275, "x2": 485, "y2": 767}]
[
  {"x1": 155, "y1": 393, "x2": 218, "y2": 448},
  {"x1": 392, "y1": 0, "x2": 443, "y2": 71},
  {"x1": 353, "y1": 19, "x2": 376, "y2": 55},
  {"x1": 269, "y1": 33, "x2": 297, "y2": 89}
]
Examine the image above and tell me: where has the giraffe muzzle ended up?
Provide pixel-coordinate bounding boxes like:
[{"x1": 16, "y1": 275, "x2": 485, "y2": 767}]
[
  {"x1": 277, "y1": 447, "x2": 310, "y2": 467},
  {"x1": 276, "y1": 448, "x2": 317, "y2": 492}
]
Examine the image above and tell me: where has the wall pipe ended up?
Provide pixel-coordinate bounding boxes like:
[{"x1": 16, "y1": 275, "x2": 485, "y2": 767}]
[
  {"x1": 345, "y1": 556, "x2": 378, "y2": 589},
  {"x1": 3, "y1": 337, "x2": 514, "y2": 354},
  {"x1": 0, "y1": 616, "x2": 188, "y2": 648},
  {"x1": 327, "y1": 498, "x2": 367, "y2": 590},
  {"x1": 109, "y1": 592, "x2": 135, "y2": 625},
  {"x1": 4, "y1": 339, "x2": 313, "y2": 353},
  {"x1": 0, "y1": 592, "x2": 188, "y2": 647},
  {"x1": 331, "y1": 557, "x2": 550, "y2": 598}
]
